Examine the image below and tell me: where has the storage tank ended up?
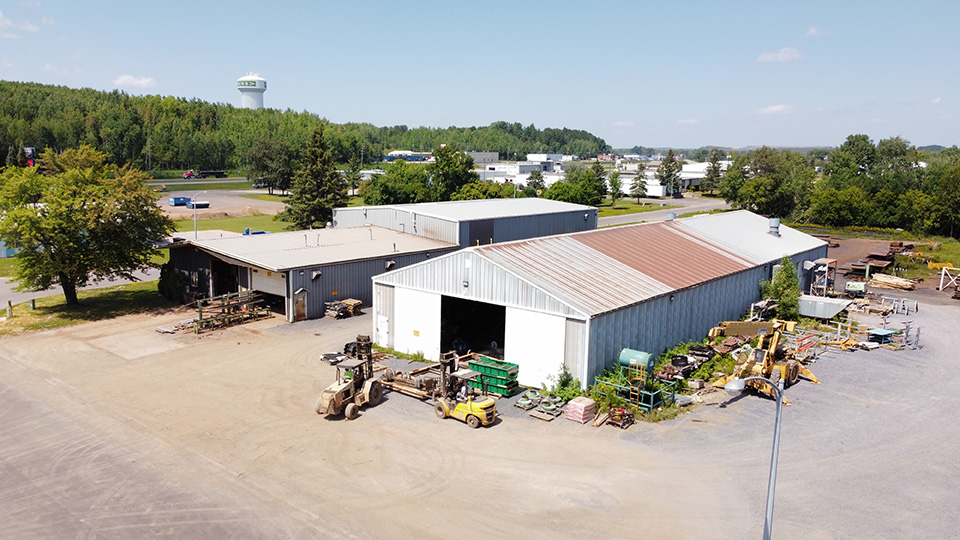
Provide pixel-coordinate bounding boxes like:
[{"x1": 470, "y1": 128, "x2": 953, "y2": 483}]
[{"x1": 237, "y1": 73, "x2": 267, "y2": 110}]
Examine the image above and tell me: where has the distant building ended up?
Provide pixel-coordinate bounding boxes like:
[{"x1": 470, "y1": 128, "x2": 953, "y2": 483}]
[{"x1": 465, "y1": 152, "x2": 498, "y2": 164}]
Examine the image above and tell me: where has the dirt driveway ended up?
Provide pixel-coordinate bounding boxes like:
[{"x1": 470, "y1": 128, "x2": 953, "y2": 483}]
[
  {"x1": 160, "y1": 189, "x2": 286, "y2": 220},
  {"x1": 2, "y1": 293, "x2": 958, "y2": 538}
]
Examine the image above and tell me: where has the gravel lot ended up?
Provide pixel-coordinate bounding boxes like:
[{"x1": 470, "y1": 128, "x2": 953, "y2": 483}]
[{"x1": 1, "y1": 282, "x2": 958, "y2": 539}]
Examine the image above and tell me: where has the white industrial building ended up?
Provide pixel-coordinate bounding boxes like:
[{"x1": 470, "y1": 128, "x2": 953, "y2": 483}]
[{"x1": 371, "y1": 211, "x2": 827, "y2": 389}]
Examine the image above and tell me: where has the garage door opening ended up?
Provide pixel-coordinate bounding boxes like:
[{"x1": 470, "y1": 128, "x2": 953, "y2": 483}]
[
  {"x1": 441, "y1": 296, "x2": 505, "y2": 357},
  {"x1": 210, "y1": 258, "x2": 238, "y2": 297}
]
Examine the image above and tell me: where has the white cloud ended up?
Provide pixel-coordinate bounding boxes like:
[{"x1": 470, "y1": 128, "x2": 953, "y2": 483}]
[
  {"x1": 757, "y1": 47, "x2": 804, "y2": 63},
  {"x1": 933, "y1": 97, "x2": 943, "y2": 105},
  {"x1": 612, "y1": 120, "x2": 635, "y2": 127},
  {"x1": 676, "y1": 118, "x2": 699, "y2": 125},
  {"x1": 42, "y1": 62, "x2": 69, "y2": 75},
  {"x1": 113, "y1": 74, "x2": 157, "y2": 88},
  {"x1": 805, "y1": 26, "x2": 823, "y2": 37},
  {"x1": 939, "y1": 114, "x2": 953, "y2": 121},
  {"x1": 0, "y1": 10, "x2": 39, "y2": 38},
  {"x1": 0, "y1": 60, "x2": 13, "y2": 68},
  {"x1": 20, "y1": 1, "x2": 43, "y2": 8},
  {"x1": 758, "y1": 104, "x2": 793, "y2": 115}
]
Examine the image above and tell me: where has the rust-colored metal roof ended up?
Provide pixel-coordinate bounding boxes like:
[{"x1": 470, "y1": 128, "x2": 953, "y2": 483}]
[
  {"x1": 572, "y1": 221, "x2": 754, "y2": 290},
  {"x1": 476, "y1": 219, "x2": 759, "y2": 315}
]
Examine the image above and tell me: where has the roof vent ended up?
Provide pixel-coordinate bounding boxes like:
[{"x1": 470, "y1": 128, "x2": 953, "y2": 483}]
[{"x1": 769, "y1": 217, "x2": 781, "y2": 237}]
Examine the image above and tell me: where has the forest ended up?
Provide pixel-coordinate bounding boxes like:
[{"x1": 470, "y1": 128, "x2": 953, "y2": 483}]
[
  {"x1": 716, "y1": 136, "x2": 960, "y2": 238},
  {"x1": 0, "y1": 81, "x2": 610, "y2": 171}
]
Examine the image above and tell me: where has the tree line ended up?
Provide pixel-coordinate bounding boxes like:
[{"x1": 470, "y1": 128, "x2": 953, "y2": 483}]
[
  {"x1": 0, "y1": 81, "x2": 610, "y2": 173},
  {"x1": 716, "y1": 135, "x2": 960, "y2": 238}
]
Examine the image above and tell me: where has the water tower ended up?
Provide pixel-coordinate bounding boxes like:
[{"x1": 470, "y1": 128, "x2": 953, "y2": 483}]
[{"x1": 237, "y1": 73, "x2": 267, "y2": 110}]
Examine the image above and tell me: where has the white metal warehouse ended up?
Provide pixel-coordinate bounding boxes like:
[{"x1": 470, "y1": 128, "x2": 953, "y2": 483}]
[
  {"x1": 370, "y1": 211, "x2": 828, "y2": 389},
  {"x1": 333, "y1": 198, "x2": 598, "y2": 248}
]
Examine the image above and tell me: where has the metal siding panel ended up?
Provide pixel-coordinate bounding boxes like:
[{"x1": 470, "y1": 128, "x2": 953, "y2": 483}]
[
  {"x1": 374, "y1": 283, "x2": 394, "y2": 348},
  {"x1": 565, "y1": 318, "x2": 587, "y2": 387}
]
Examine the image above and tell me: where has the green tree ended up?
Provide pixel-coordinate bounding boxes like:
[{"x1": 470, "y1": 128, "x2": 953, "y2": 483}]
[
  {"x1": 701, "y1": 149, "x2": 723, "y2": 194},
  {"x1": 244, "y1": 137, "x2": 292, "y2": 195},
  {"x1": 287, "y1": 126, "x2": 347, "y2": 229},
  {"x1": 344, "y1": 156, "x2": 363, "y2": 196},
  {"x1": 0, "y1": 146, "x2": 174, "y2": 305},
  {"x1": 527, "y1": 169, "x2": 545, "y2": 194},
  {"x1": 629, "y1": 168, "x2": 648, "y2": 202},
  {"x1": 589, "y1": 161, "x2": 608, "y2": 199},
  {"x1": 543, "y1": 181, "x2": 584, "y2": 204},
  {"x1": 608, "y1": 171, "x2": 622, "y2": 206},
  {"x1": 656, "y1": 150, "x2": 682, "y2": 196},
  {"x1": 558, "y1": 166, "x2": 602, "y2": 206},
  {"x1": 452, "y1": 180, "x2": 504, "y2": 201},
  {"x1": 760, "y1": 256, "x2": 801, "y2": 321},
  {"x1": 425, "y1": 145, "x2": 478, "y2": 200},
  {"x1": 361, "y1": 159, "x2": 432, "y2": 205}
]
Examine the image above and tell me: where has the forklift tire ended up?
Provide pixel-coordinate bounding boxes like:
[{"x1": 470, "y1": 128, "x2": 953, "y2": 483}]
[
  {"x1": 369, "y1": 381, "x2": 383, "y2": 406},
  {"x1": 466, "y1": 415, "x2": 481, "y2": 429},
  {"x1": 314, "y1": 397, "x2": 325, "y2": 415},
  {"x1": 345, "y1": 403, "x2": 359, "y2": 420},
  {"x1": 434, "y1": 401, "x2": 447, "y2": 419},
  {"x1": 786, "y1": 360, "x2": 800, "y2": 386}
]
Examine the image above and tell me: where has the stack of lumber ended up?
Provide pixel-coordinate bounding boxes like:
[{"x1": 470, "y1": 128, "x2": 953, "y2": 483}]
[
  {"x1": 868, "y1": 273, "x2": 915, "y2": 291},
  {"x1": 565, "y1": 396, "x2": 597, "y2": 424}
]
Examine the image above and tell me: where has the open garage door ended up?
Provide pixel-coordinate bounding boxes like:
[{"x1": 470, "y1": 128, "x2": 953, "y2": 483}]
[{"x1": 441, "y1": 296, "x2": 505, "y2": 357}]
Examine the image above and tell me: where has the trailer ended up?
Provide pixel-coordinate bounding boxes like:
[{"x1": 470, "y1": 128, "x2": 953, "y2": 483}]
[{"x1": 168, "y1": 196, "x2": 191, "y2": 206}]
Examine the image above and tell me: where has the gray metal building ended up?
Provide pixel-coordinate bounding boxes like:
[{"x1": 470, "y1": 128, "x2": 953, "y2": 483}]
[
  {"x1": 333, "y1": 198, "x2": 598, "y2": 248},
  {"x1": 168, "y1": 226, "x2": 457, "y2": 322},
  {"x1": 370, "y1": 211, "x2": 828, "y2": 389}
]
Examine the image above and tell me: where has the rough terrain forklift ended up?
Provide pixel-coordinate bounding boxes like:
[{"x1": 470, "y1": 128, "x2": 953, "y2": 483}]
[{"x1": 315, "y1": 335, "x2": 383, "y2": 420}]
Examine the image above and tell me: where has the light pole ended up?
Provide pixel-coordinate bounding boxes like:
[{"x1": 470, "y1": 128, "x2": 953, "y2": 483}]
[
  {"x1": 193, "y1": 190, "x2": 206, "y2": 239},
  {"x1": 724, "y1": 376, "x2": 785, "y2": 540}
]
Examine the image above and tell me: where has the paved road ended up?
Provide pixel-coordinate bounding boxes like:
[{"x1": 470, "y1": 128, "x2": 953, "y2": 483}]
[
  {"x1": 599, "y1": 194, "x2": 730, "y2": 227},
  {"x1": 1, "y1": 269, "x2": 160, "y2": 308}
]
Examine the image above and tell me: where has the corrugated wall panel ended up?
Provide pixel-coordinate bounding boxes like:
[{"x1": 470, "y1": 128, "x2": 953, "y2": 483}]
[
  {"x1": 286, "y1": 248, "x2": 458, "y2": 321},
  {"x1": 375, "y1": 251, "x2": 587, "y2": 319},
  {"x1": 335, "y1": 207, "x2": 460, "y2": 245},
  {"x1": 583, "y1": 266, "x2": 771, "y2": 385},
  {"x1": 565, "y1": 318, "x2": 587, "y2": 386},
  {"x1": 373, "y1": 283, "x2": 394, "y2": 348}
]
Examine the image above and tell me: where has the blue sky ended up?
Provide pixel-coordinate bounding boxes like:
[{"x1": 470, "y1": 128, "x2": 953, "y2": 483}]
[{"x1": 1, "y1": 0, "x2": 957, "y2": 149}]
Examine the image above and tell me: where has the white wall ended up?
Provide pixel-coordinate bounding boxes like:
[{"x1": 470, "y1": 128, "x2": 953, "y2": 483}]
[
  {"x1": 504, "y1": 307, "x2": 566, "y2": 388},
  {"x1": 392, "y1": 288, "x2": 442, "y2": 360}
]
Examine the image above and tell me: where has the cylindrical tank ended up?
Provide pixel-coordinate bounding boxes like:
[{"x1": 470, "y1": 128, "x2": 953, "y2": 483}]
[
  {"x1": 237, "y1": 73, "x2": 267, "y2": 110},
  {"x1": 618, "y1": 348, "x2": 654, "y2": 371}
]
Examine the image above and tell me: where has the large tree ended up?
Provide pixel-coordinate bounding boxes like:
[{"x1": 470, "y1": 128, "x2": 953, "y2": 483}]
[
  {"x1": 656, "y1": 150, "x2": 682, "y2": 196},
  {"x1": 244, "y1": 137, "x2": 293, "y2": 195},
  {"x1": 701, "y1": 149, "x2": 723, "y2": 194},
  {"x1": 0, "y1": 145, "x2": 173, "y2": 305},
  {"x1": 608, "y1": 171, "x2": 623, "y2": 206},
  {"x1": 361, "y1": 159, "x2": 431, "y2": 205},
  {"x1": 425, "y1": 145, "x2": 478, "y2": 200},
  {"x1": 287, "y1": 126, "x2": 347, "y2": 229}
]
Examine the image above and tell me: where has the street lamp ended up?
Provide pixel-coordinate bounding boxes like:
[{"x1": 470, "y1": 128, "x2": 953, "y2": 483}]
[
  {"x1": 724, "y1": 376, "x2": 785, "y2": 540},
  {"x1": 193, "y1": 190, "x2": 206, "y2": 239}
]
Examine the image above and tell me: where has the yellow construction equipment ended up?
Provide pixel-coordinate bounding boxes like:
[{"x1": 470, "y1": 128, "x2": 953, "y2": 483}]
[{"x1": 712, "y1": 320, "x2": 819, "y2": 402}]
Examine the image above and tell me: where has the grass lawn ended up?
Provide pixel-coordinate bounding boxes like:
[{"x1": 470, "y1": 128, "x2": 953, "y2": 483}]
[
  {"x1": 0, "y1": 280, "x2": 175, "y2": 337},
  {"x1": 173, "y1": 214, "x2": 289, "y2": 234},
  {"x1": 240, "y1": 193, "x2": 289, "y2": 203},
  {"x1": 151, "y1": 180, "x2": 253, "y2": 192},
  {"x1": 598, "y1": 199, "x2": 679, "y2": 218},
  {"x1": 0, "y1": 258, "x2": 17, "y2": 278}
]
